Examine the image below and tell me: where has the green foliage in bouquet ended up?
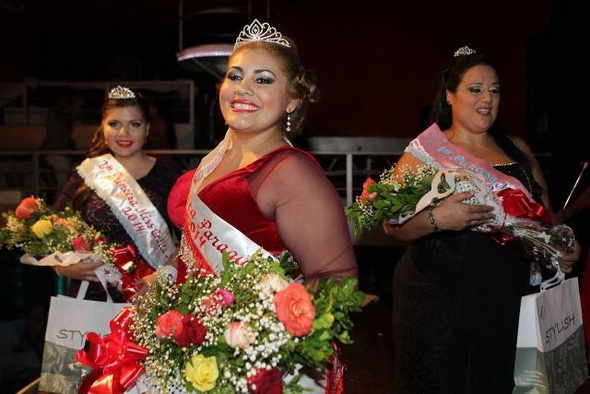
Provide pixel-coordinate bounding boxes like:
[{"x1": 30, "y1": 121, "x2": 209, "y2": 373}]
[
  {"x1": 346, "y1": 165, "x2": 445, "y2": 234},
  {"x1": 0, "y1": 195, "x2": 108, "y2": 258},
  {"x1": 129, "y1": 250, "x2": 365, "y2": 393}
]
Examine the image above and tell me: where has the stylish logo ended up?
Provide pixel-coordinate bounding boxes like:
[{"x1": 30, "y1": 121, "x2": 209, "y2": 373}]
[{"x1": 55, "y1": 329, "x2": 92, "y2": 347}]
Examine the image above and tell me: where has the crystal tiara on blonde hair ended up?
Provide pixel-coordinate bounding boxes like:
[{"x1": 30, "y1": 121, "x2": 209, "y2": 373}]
[
  {"x1": 107, "y1": 85, "x2": 136, "y2": 99},
  {"x1": 234, "y1": 19, "x2": 291, "y2": 49},
  {"x1": 454, "y1": 46, "x2": 477, "y2": 57}
]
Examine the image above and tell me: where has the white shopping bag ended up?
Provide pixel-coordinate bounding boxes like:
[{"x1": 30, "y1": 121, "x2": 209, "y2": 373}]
[
  {"x1": 38, "y1": 293, "x2": 129, "y2": 394},
  {"x1": 513, "y1": 277, "x2": 587, "y2": 394}
]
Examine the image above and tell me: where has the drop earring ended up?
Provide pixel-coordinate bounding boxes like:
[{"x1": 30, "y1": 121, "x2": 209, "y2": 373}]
[{"x1": 286, "y1": 112, "x2": 291, "y2": 134}]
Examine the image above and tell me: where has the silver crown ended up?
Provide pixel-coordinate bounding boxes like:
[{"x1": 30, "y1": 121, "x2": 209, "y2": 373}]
[
  {"x1": 454, "y1": 46, "x2": 476, "y2": 57},
  {"x1": 107, "y1": 85, "x2": 136, "y2": 99},
  {"x1": 234, "y1": 19, "x2": 291, "y2": 49}
]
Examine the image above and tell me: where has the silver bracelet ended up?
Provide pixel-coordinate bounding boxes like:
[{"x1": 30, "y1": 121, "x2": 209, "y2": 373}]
[
  {"x1": 53, "y1": 266, "x2": 63, "y2": 277},
  {"x1": 427, "y1": 206, "x2": 441, "y2": 232}
]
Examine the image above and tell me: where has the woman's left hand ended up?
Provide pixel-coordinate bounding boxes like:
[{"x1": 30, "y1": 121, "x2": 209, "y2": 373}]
[{"x1": 558, "y1": 239, "x2": 582, "y2": 274}]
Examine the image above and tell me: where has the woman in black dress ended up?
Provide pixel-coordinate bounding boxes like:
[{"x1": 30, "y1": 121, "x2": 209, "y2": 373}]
[{"x1": 383, "y1": 46, "x2": 581, "y2": 393}]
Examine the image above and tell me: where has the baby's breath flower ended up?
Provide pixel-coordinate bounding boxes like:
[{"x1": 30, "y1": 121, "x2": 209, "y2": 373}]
[
  {"x1": 346, "y1": 164, "x2": 438, "y2": 234},
  {"x1": 126, "y1": 250, "x2": 365, "y2": 393}
]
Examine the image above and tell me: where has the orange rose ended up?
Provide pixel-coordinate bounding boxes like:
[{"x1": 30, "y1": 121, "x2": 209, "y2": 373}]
[
  {"x1": 15, "y1": 196, "x2": 40, "y2": 219},
  {"x1": 274, "y1": 282, "x2": 315, "y2": 336},
  {"x1": 359, "y1": 178, "x2": 377, "y2": 203}
]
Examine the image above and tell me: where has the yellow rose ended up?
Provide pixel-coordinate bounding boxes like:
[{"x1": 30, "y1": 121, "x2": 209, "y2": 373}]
[
  {"x1": 31, "y1": 219, "x2": 53, "y2": 238},
  {"x1": 185, "y1": 354, "x2": 218, "y2": 392}
]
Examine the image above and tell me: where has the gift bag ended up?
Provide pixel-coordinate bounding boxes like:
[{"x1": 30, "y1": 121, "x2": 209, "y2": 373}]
[
  {"x1": 513, "y1": 277, "x2": 587, "y2": 394},
  {"x1": 39, "y1": 291, "x2": 129, "y2": 394}
]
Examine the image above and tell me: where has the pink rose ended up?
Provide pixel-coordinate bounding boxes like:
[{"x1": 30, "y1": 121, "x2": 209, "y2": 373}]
[
  {"x1": 247, "y1": 368, "x2": 282, "y2": 394},
  {"x1": 155, "y1": 310, "x2": 183, "y2": 338},
  {"x1": 174, "y1": 313, "x2": 206, "y2": 347},
  {"x1": 213, "y1": 288, "x2": 235, "y2": 307},
  {"x1": 71, "y1": 236, "x2": 92, "y2": 251},
  {"x1": 202, "y1": 288, "x2": 235, "y2": 313},
  {"x1": 224, "y1": 321, "x2": 255, "y2": 349},
  {"x1": 274, "y1": 283, "x2": 315, "y2": 336},
  {"x1": 15, "y1": 196, "x2": 40, "y2": 219}
]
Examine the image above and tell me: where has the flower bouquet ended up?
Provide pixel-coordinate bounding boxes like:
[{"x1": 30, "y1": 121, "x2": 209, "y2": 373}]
[
  {"x1": 0, "y1": 195, "x2": 155, "y2": 299},
  {"x1": 346, "y1": 166, "x2": 575, "y2": 279},
  {"x1": 76, "y1": 250, "x2": 365, "y2": 394},
  {"x1": 345, "y1": 165, "x2": 440, "y2": 235},
  {"x1": 0, "y1": 195, "x2": 113, "y2": 266}
]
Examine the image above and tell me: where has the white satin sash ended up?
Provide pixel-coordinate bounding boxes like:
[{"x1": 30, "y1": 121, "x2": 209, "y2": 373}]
[
  {"x1": 77, "y1": 154, "x2": 176, "y2": 268},
  {"x1": 180, "y1": 131, "x2": 276, "y2": 275}
]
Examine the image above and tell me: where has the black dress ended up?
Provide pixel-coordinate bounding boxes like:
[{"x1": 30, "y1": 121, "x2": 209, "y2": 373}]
[
  {"x1": 53, "y1": 156, "x2": 183, "y2": 301},
  {"x1": 392, "y1": 162, "x2": 543, "y2": 394}
]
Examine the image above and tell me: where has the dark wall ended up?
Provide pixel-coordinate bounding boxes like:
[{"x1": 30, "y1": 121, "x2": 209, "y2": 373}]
[{"x1": 0, "y1": 0, "x2": 555, "y2": 140}]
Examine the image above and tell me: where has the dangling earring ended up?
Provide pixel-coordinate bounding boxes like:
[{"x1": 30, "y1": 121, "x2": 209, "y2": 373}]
[{"x1": 286, "y1": 112, "x2": 292, "y2": 134}]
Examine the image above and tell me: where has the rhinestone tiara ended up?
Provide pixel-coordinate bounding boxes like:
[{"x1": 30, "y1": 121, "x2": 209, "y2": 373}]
[
  {"x1": 454, "y1": 46, "x2": 477, "y2": 57},
  {"x1": 107, "y1": 85, "x2": 136, "y2": 100},
  {"x1": 234, "y1": 19, "x2": 291, "y2": 49}
]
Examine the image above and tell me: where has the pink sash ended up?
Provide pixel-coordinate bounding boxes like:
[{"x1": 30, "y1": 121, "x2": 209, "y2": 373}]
[{"x1": 406, "y1": 123, "x2": 533, "y2": 198}]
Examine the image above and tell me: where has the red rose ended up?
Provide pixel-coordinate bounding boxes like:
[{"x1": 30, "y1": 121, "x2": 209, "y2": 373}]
[
  {"x1": 71, "y1": 236, "x2": 92, "y2": 251},
  {"x1": 155, "y1": 310, "x2": 183, "y2": 339},
  {"x1": 247, "y1": 368, "x2": 282, "y2": 394},
  {"x1": 174, "y1": 313, "x2": 206, "y2": 347},
  {"x1": 14, "y1": 196, "x2": 40, "y2": 219}
]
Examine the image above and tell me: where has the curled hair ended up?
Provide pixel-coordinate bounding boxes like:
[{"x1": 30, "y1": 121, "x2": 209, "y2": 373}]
[
  {"x1": 87, "y1": 88, "x2": 150, "y2": 158},
  {"x1": 230, "y1": 38, "x2": 320, "y2": 137},
  {"x1": 430, "y1": 49, "x2": 497, "y2": 130}
]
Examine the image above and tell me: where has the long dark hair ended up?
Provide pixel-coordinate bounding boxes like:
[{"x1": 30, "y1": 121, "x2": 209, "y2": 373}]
[
  {"x1": 72, "y1": 87, "x2": 150, "y2": 209},
  {"x1": 429, "y1": 50, "x2": 498, "y2": 130},
  {"x1": 87, "y1": 89, "x2": 150, "y2": 158},
  {"x1": 430, "y1": 47, "x2": 543, "y2": 201}
]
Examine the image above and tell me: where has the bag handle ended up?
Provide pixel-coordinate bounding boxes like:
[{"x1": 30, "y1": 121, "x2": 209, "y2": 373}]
[
  {"x1": 75, "y1": 266, "x2": 115, "y2": 303},
  {"x1": 540, "y1": 268, "x2": 565, "y2": 291}
]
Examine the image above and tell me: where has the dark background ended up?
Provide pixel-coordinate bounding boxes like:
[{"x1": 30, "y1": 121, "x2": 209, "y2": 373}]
[
  {"x1": 0, "y1": 0, "x2": 584, "y2": 200},
  {"x1": 0, "y1": 1, "x2": 586, "y2": 392}
]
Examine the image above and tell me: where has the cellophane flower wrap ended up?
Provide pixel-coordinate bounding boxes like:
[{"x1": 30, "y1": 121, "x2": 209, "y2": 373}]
[
  {"x1": 77, "y1": 250, "x2": 365, "y2": 394},
  {"x1": 346, "y1": 166, "x2": 575, "y2": 278},
  {"x1": 0, "y1": 195, "x2": 155, "y2": 299}
]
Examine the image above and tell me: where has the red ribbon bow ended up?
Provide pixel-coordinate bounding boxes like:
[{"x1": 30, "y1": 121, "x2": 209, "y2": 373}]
[
  {"x1": 497, "y1": 188, "x2": 551, "y2": 227},
  {"x1": 76, "y1": 307, "x2": 148, "y2": 394},
  {"x1": 109, "y1": 244, "x2": 155, "y2": 300}
]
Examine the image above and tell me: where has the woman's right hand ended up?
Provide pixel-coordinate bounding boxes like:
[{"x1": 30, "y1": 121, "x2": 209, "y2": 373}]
[
  {"x1": 383, "y1": 190, "x2": 496, "y2": 242},
  {"x1": 432, "y1": 191, "x2": 496, "y2": 231},
  {"x1": 54, "y1": 260, "x2": 104, "y2": 282}
]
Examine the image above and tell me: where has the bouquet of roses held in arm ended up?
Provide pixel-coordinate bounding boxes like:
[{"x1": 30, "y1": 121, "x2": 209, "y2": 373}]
[
  {"x1": 0, "y1": 195, "x2": 113, "y2": 265},
  {"x1": 76, "y1": 250, "x2": 365, "y2": 394},
  {"x1": 346, "y1": 165, "x2": 576, "y2": 280},
  {"x1": 0, "y1": 195, "x2": 155, "y2": 299},
  {"x1": 345, "y1": 165, "x2": 440, "y2": 235}
]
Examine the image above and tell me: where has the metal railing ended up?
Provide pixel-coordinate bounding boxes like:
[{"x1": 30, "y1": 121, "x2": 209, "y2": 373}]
[{"x1": 0, "y1": 149, "x2": 403, "y2": 208}]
